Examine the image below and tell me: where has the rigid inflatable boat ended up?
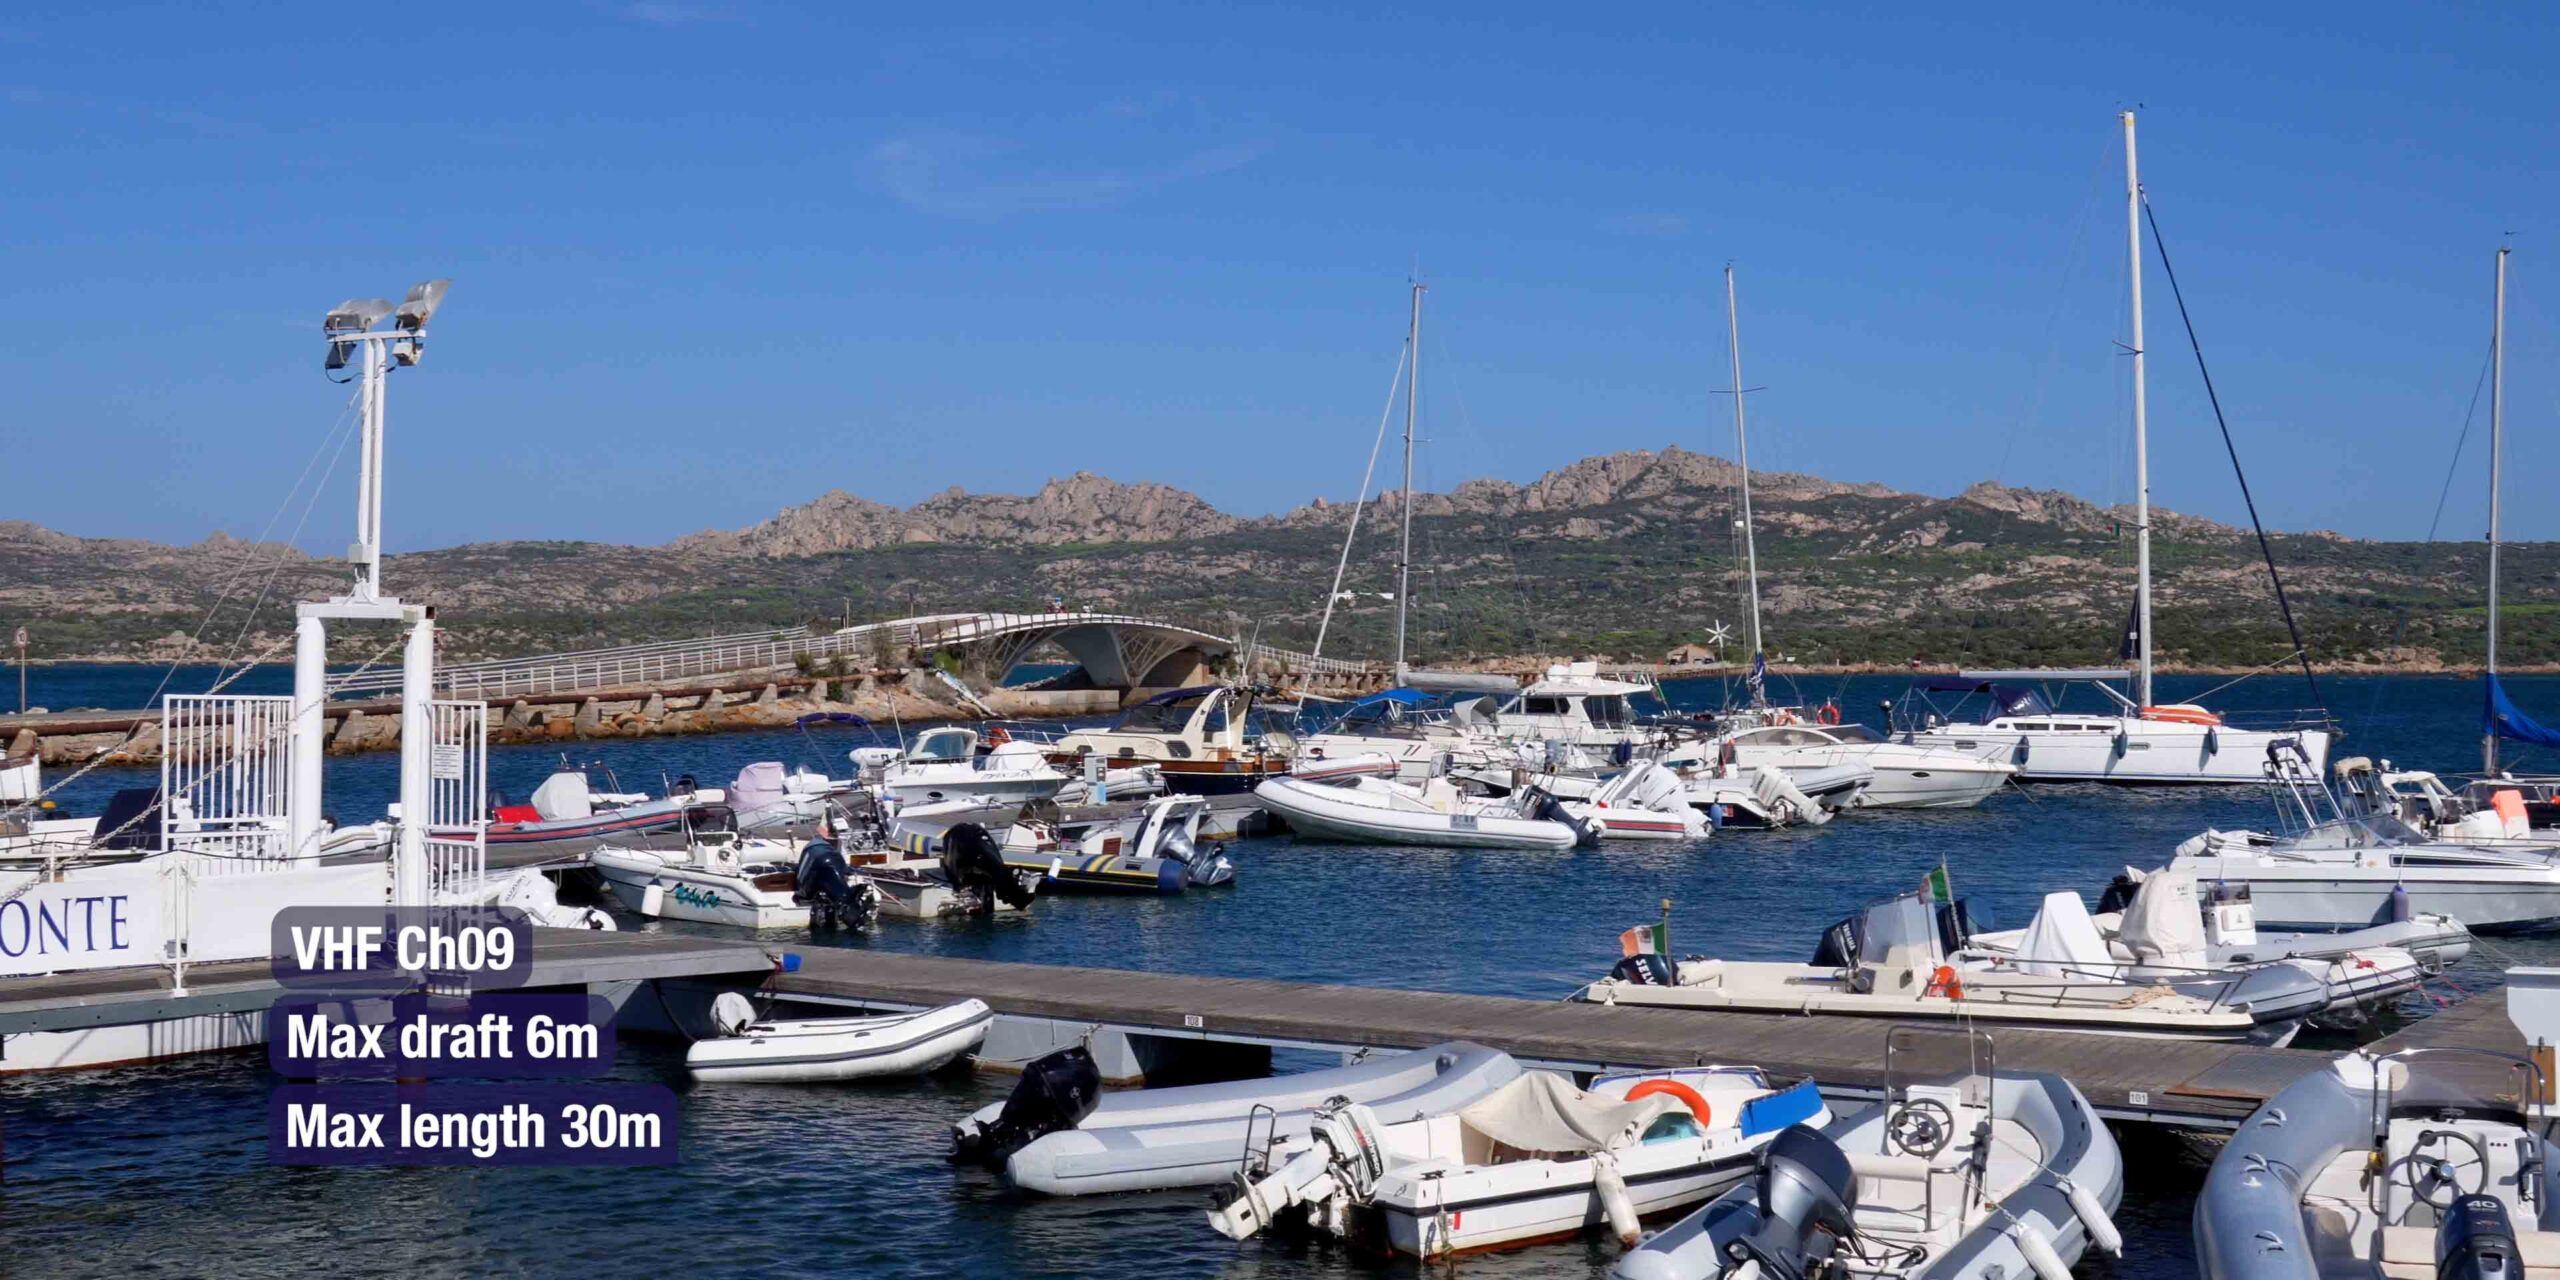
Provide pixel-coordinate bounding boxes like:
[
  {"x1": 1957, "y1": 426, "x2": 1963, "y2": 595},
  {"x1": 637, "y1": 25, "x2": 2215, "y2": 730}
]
[
  {"x1": 951, "y1": 1041, "x2": 1524, "y2": 1195},
  {"x1": 687, "y1": 995, "x2": 992, "y2": 1084}
]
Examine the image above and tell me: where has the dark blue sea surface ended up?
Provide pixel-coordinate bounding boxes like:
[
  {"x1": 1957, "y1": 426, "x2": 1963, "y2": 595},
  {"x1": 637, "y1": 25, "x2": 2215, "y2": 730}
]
[{"x1": 4, "y1": 669, "x2": 2555, "y2": 1279}]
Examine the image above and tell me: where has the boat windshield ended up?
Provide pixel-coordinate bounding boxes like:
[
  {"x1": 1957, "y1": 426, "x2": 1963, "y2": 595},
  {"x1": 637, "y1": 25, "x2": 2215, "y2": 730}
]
[
  {"x1": 1117, "y1": 693, "x2": 1213, "y2": 735},
  {"x1": 2382, "y1": 1051, "x2": 2537, "y2": 1128},
  {"x1": 909, "y1": 729, "x2": 975, "y2": 762}
]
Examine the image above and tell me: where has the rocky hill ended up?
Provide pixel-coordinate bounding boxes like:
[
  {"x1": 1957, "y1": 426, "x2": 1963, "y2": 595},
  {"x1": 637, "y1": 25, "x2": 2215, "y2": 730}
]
[{"x1": 2, "y1": 448, "x2": 2550, "y2": 671}]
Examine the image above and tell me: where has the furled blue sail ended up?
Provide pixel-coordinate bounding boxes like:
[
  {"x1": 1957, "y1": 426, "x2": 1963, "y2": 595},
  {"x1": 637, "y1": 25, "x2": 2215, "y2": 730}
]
[{"x1": 2487, "y1": 673, "x2": 2560, "y2": 749}]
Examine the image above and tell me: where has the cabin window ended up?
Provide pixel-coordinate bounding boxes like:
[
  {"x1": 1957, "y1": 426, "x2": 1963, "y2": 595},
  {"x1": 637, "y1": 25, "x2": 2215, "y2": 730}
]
[
  {"x1": 1521, "y1": 696, "x2": 1574, "y2": 716},
  {"x1": 1165, "y1": 741, "x2": 1192, "y2": 758},
  {"x1": 1589, "y1": 697, "x2": 1635, "y2": 727}
]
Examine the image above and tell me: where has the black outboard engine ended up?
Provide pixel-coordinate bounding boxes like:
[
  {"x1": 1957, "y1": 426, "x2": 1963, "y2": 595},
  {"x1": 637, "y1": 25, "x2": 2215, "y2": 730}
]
[
  {"x1": 1611, "y1": 953, "x2": 1675, "y2": 985},
  {"x1": 2439, "y1": 1195, "x2": 2520, "y2": 1280},
  {"x1": 2096, "y1": 872, "x2": 2141, "y2": 916},
  {"x1": 942, "y1": 823, "x2": 1036, "y2": 912},
  {"x1": 792, "y1": 839, "x2": 876, "y2": 930},
  {"x1": 1527, "y1": 790, "x2": 1602, "y2": 847},
  {"x1": 1809, "y1": 913, "x2": 1862, "y2": 968},
  {"x1": 951, "y1": 1046, "x2": 1103, "y2": 1167},
  {"x1": 1724, "y1": 1125, "x2": 1860, "y2": 1280}
]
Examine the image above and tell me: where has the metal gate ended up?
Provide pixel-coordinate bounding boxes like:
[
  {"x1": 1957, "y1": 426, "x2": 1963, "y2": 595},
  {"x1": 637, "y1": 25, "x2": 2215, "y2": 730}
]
[
  {"x1": 158, "y1": 693, "x2": 295, "y2": 868},
  {"x1": 423, "y1": 699, "x2": 489, "y2": 899}
]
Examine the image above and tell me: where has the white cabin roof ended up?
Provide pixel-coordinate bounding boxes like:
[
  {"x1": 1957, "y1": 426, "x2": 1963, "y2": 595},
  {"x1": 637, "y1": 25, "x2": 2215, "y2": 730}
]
[{"x1": 1521, "y1": 661, "x2": 1651, "y2": 697}]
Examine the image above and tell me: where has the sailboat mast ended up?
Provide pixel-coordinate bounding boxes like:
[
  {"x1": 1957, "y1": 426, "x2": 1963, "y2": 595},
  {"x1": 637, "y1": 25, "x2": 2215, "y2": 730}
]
[
  {"x1": 2122, "y1": 110, "x2": 2155, "y2": 711},
  {"x1": 1725, "y1": 264, "x2": 1765, "y2": 678},
  {"x1": 1394, "y1": 280, "x2": 1423, "y2": 676},
  {"x1": 2486, "y1": 245, "x2": 2509, "y2": 775}
]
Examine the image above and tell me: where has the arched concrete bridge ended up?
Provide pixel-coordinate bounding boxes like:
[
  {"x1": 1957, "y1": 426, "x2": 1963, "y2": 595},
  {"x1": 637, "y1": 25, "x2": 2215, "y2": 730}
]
[{"x1": 329, "y1": 611, "x2": 1381, "y2": 703}]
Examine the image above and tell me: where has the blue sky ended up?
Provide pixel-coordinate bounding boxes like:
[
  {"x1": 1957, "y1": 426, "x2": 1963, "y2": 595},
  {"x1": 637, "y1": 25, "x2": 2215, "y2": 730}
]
[{"x1": 4, "y1": 2, "x2": 2554, "y2": 550}]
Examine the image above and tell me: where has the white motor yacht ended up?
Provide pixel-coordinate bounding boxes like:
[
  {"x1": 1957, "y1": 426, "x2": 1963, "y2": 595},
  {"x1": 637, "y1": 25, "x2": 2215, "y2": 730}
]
[
  {"x1": 1048, "y1": 685, "x2": 1291, "y2": 796},
  {"x1": 1900, "y1": 671, "x2": 2332, "y2": 784},
  {"x1": 860, "y1": 726, "x2": 1069, "y2": 808},
  {"x1": 1674, "y1": 722, "x2": 2015, "y2": 809}
]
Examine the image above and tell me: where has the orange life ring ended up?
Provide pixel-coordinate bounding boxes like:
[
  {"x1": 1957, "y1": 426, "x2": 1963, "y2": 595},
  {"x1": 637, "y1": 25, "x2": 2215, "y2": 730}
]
[
  {"x1": 1623, "y1": 1078, "x2": 1713, "y2": 1127},
  {"x1": 1817, "y1": 702, "x2": 1841, "y2": 726},
  {"x1": 1924, "y1": 964, "x2": 1965, "y2": 1000}
]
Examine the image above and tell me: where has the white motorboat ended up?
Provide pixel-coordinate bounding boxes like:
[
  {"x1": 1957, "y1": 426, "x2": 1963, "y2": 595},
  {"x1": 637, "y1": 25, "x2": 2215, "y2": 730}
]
[
  {"x1": 1293, "y1": 690, "x2": 1508, "y2": 782},
  {"x1": 2172, "y1": 746, "x2": 2560, "y2": 936},
  {"x1": 1255, "y1": 773, "x2": 1593, "y2": 850},
  {"x1": 1559, "y1": 759, "x2": 1712, "y2": 841},
  {"x1": 861, "y1": 726, "x2": 1069, "y2": 808},
  {"x1": 1497, "y1": 662, "x2": 1673, "y2": 748},
  {"x1": 485, "y1": 767, "x2": 726, "y2": 861},
  {"x1": 1578, "y1": 889, "x2": 2284, "y2": 1042},
  {"x1": 953, "y1": 1041, "x2": 1526, "y2": 1195},
  {"x1": 1961, "y1": 867, "x2": 2446, "y2": 1029},
  {"x1": 687, "y1": 994, "x2": 992, "y2": 1084},
  {"x1": 1689, "y1": 722, "x2": 2015, "y2": 809},
  {"x1": 1208, "y1": 1066, "x2": 1827, "y2": 1258},
  {"x1": 592, "y1": 811, "x2": 879, "y2": 929},
  {"x1": 1617, "y1": 1028, "x2": 2123, "y2": 1280},
  {"x1": 1047, "y1": 685, "x2": 1292, "y2": 796}
]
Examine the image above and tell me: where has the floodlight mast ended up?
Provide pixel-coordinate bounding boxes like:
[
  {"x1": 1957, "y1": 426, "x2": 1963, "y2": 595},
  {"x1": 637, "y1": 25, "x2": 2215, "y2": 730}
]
[{"x1": 297, "y1": 280, "x2": 451, "y2": 909}]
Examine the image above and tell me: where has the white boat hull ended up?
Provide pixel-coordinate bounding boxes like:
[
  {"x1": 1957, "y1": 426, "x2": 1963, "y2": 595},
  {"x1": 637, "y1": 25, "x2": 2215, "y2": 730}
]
[
  {"x1": 2173, "y1": 854, "x2": 2560, "y2": 935},
  {"x1": 687, "y1": 999, "x2": 992, "y2": 1083},
  {"x1": 1911, "y1": 721, "x2": 2331, "y2": 784},
  {"x1": 592, "y1": 854, "x2": 811, "y2": 928},
  {"x1": 1254, "y1": 778, "x2": 1579, "y2": 850}
]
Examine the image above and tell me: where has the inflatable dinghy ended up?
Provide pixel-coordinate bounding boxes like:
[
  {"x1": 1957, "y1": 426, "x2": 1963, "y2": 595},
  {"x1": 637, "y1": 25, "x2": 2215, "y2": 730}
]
[
  {"x1": 687, "y1": 995, "x2": 992, "y2": 1084},
  {"x1": 952, "y1": 1041, "x2": 1524, "y2": 1195}
]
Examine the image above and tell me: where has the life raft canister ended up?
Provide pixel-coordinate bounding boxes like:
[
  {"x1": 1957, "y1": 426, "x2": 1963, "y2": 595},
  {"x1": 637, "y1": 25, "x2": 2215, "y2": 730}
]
[
  {"x1": 1622, "y1": 1078, "x2": 1713, "y2": 1127},
  {"x1": 2139, "y1": 704, "x2": 2223, "y2": 726}
]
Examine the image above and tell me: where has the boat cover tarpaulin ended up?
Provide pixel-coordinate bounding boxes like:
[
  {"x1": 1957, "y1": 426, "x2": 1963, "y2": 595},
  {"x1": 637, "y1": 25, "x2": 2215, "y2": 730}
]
[
  {"x1": 2487, "y1": 674, "x2": 2560, "y2": 749},
  {"x1": 530, "y1": 771, "x2": 594, "y2": 821},
  {"x1": 729, "y1": 762, "x2": 789, "y2": 819},
  {"x1": 2012, "y1": 891, "x2": 2114, "y2": 979},
  {"x1": 2116, "y1": 867, "x2": 2207, "y2": 968},
  {"x1": 1456, "y1": 1072, "x2": 1688, "y2": 1154}
]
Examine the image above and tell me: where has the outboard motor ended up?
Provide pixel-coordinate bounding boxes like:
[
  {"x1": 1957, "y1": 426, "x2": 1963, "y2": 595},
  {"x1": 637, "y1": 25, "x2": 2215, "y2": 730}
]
[
  {"x1": 2095, "y1": 872, "x2": 2141, "y2": 916},
  {"x1": 942, "y1": 822, "x2": 1036, "y2": 911},
  {"x1": 950, "y1": 1046, "x2": 1103, "y2": 1167},
  {"x1": 792, "y1": 839, "x2": 877, "y2": 929},
  {"x1": 1724, "y1": 1125, "x2": 1860, "y2": 1280},
  {"x1": 1809, "y1": 914, "x2": 1861, "y2": 969},
  {"x1": 1528, "y1": 790, "x2": 1602, "y2": 847},
  {"x1": 2438, "y1": 1195, "x2": 2520, "y2": 1280},
  {"x1": 1610, "y1": 953, "x2": 1675, "y2": 985}
]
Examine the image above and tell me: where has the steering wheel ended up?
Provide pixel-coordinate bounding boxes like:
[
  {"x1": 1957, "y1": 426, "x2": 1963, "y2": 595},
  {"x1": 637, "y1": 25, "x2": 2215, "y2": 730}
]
[
  {"x1": 1886, "y1": 1098, "x2": 1955, "y2": 1158},
  {"x1": 2388, "y1": 1128, "x2": 2493, "y2": 1211}
]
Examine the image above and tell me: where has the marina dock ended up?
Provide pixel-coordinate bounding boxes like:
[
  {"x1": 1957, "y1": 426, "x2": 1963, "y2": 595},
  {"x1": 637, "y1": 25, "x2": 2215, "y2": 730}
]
[
  {"x1": 758, "y1": 948, "x2": 2513, "y2": 1131},
  {"x1": 0, "y1": 929, "x2": 770, "y2": 1040}
]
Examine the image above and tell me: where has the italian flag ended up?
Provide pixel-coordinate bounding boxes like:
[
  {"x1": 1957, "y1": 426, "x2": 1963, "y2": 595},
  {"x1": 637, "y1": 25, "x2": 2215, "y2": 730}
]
[{"x1": 1619, "y1": 923, "x2": 1668, "y2": 958}]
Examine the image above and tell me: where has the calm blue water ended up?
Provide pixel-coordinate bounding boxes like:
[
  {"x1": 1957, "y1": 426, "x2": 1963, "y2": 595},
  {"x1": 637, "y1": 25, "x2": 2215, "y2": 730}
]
[{"x1": 4, "y1": 669, "x2": 2554, "y2": 1279}]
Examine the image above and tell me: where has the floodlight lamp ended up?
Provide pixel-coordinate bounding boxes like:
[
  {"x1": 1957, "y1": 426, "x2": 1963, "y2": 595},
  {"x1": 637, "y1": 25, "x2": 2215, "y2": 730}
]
[
  {"x1": 324, "y1": 297, "x2": 395, "y2": 336},
  {"x1": 393, "y1": 278, "x2": 451, "y2": 331}
]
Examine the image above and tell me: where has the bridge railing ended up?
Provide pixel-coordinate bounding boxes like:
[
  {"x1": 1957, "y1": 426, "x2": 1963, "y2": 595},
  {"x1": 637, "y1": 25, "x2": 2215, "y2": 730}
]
[
  {"x1": 328, "y1": 612, "x2": 1253, "y2": 702},
  {"x1": 1239, "y1": 643, "x2": 1382, "y2": 677}
]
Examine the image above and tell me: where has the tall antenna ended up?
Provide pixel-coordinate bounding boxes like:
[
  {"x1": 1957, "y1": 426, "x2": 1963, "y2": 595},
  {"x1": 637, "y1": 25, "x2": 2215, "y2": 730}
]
[
  {"x1": 2122, "y1": 111, "x2": 2155, "y2": 710},
  {"x1": 1394, "y1": 279, "x2": 1424, "y2": 675},
  {"x1": 1724, "y1": 264, "x2": 1765, "y2": 690},
  {"x1": 2486, "y1": 244, "x2": 2509, "y2": 775}
]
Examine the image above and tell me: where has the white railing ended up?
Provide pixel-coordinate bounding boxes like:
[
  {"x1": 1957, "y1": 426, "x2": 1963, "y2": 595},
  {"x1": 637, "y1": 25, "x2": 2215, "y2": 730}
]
[
  {"x1": 1239, "y1": 642, "x2": 1382, "y2": 677},
  {"x1": 425, "y1": 699, "x2": 488, "y2": 900},
  {"x1": 159, "y1": 693, "x2": 294, "y2": 870},
  {"x1": 329, "y1": 612, "x2": 1255, "y2": 702}
]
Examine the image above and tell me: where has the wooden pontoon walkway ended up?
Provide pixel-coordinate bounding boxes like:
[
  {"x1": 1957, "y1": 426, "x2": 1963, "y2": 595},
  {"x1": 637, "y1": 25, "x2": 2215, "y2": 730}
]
[
  {"x1": 772, "y1": 949, "x2": 2521, "y2": 1131},
  {"x1": 0, "y1": 929, "x2": 770, "y2": 1036}
]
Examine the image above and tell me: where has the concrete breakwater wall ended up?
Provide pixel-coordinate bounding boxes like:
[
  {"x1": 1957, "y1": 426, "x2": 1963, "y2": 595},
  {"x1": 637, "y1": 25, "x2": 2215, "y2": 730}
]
[{"x1": 3, "y1": 669, "x2": 1126, "y2": 770}]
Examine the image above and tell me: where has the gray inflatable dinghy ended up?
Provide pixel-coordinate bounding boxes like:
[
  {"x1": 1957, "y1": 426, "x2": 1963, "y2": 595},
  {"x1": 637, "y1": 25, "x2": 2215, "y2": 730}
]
[{"x1": 951, "y1": 1040, "x2": 1522, "y2": 1195}]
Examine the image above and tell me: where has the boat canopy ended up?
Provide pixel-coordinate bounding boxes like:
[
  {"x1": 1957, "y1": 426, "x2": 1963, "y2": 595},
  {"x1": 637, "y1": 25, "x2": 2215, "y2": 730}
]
[
  {"x1": 2011, "y1": 892, "x2": 2113, "y2": 979},
  {"x1": 2488, "y1": 674, "x2": 2560, "y2": 749},
  {"x1": 1403, "y1": 668, "x2": 1522, "y2": 695},
  {"x1": 795, "y1": 711, "x2": 868, "y2": 729},
  {"x1": 1910, "y1": 678, "x2": 2053, "y2": 719},
  {"x1": 2116, "y1": 868, "x2": 2207, "y2": 969},
  {"x1": 1455, "y1": 1071, "x2": 1691, "y2": 1154},
  {"x1": 1352, "y1": 688, "x2": 1432, "y2": 708}
]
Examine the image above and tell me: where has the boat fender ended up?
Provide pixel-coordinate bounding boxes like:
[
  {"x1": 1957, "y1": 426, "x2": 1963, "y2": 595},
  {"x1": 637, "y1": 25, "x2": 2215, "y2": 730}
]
[
  {"x1": 2205, "y1": 724, "x2": 2220, "y2": 756},
  {"x1": 2014, "y1": 1222, "x2": 2072, "y2": 1280},
  {"x1": 639, "y1": 883, "x2": 667, "y2": 918},
  {"x1": 2391, "y1": 884, "x2": 2413, "y2": 924},
  {"x1": 2065, "y1": 1178, "x2": 2123, "y2": 1255},
  {"x1": 1592, "y1": 1150, "x2": 1641, "y2": 1248},
  {"x1": 710, "y1": 991, "x2": 757, "y2": 1037},
  {"x1": 1624, "y1": 1079, "x2": 1714, "y2": 1127},
  {"x1": 2112, "y1": 729, "x2": 2129, "y2": 758}
]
